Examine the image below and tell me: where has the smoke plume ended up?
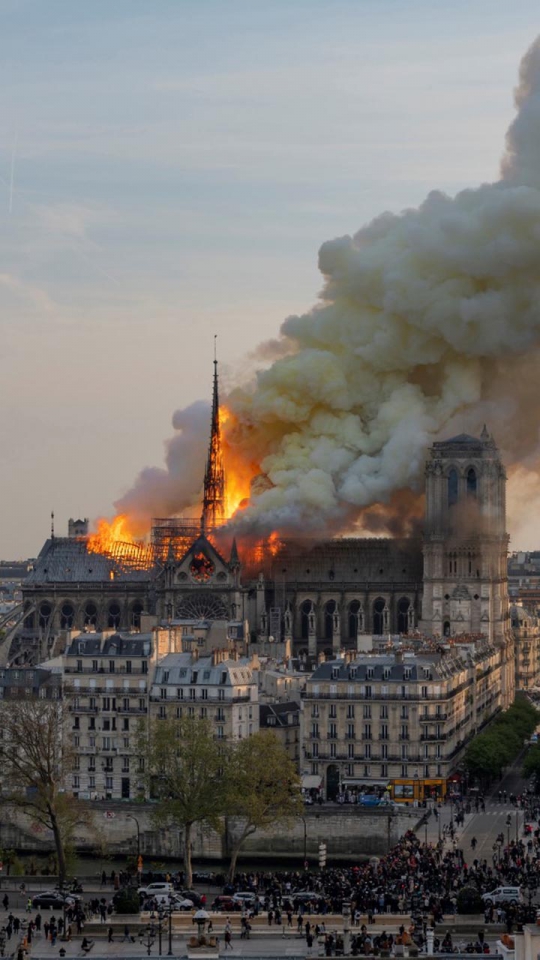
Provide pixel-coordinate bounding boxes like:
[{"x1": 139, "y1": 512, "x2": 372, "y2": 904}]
[{"x1": 118, "y1": 36, "x2": 540, "y2": 542}]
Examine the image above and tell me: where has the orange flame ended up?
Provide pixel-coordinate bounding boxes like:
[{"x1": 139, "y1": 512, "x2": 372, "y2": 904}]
[
  {"x1": 220, "y1": 405, "x2": 258, "y2": 518},
  {"x1": 87, "y1": 514, "x2": 138, "y2": 556}
]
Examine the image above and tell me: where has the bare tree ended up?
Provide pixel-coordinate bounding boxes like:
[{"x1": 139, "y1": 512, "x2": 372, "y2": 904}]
[{"x1": 0, "y1": 695, "x2": 83, "y2": 883}]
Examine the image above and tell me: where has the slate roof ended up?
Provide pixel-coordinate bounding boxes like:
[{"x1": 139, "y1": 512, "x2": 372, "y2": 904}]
[
  {"x1": 260, "y1": 701, "x2": 300, "y2": 727},
  {"x1": 26, "y1": 539, "x2": 154, "y2": 584},
  {"x1": 65, "y1": 632, "x2": 153, "y2": 657},
  {"x1": 152, "y1": 653, "x2": 254, "y2": 687},
  {"x1": 309, "y1": 655, "x2": 443, "y2": 683}
]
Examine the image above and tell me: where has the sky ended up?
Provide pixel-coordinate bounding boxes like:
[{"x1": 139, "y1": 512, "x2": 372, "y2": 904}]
[{"x1": 1, "y1": 0, "x2": 539, "y2": 559}]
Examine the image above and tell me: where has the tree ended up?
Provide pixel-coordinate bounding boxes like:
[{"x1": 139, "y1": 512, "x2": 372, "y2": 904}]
[
  {"x1": 523, "y1": 743, "x2": 540, "y2": 791},
  {"x1": 141, "y1": 715, "x2": 226, "y2": 887},
  {"x1": 0, "y1": 696, "x2": 84, "y2": 884},
  {"x1": 225, "y1": 731, "x2": 303, "y2": 880}
]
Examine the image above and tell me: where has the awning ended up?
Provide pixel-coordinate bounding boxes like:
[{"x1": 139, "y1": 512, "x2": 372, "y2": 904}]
[
  {"x1": 342, "y1": 779, "x2": 390, "y2": 787},
  {"x1": 302, "y1": 775, "x2": 322, "y2": 790}
]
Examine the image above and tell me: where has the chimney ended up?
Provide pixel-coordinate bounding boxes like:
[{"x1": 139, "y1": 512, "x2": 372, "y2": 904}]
[
  {"x1": 395, "y1": 649, "x2": 404, "y2": 664},
  {"x1": 192, "y1": 649, "x2": 199, "y2": 663}
]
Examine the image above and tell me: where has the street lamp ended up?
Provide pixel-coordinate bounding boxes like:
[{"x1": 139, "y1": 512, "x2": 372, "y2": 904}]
[
  {"x1": 139, "y1": 923, "x2": 156, "y2": 957},
  {"x1": 157, "y1": 899, "x2": 174, "y2": 957}
]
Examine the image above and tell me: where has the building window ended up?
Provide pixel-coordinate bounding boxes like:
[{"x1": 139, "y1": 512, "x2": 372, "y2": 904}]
[
  {"x1": 381, "y1": 744, "x2": 388, "y2": 759},
  {"x1": 217, "y1": 726, "x2": 224, "y2": 739},
  {"x1": 467, "y1": 468, "x2": 477, "y2": 497},
  {"x1": 381, "y1": 764, "x2": 388, "y2": 778},
  {"x1": 364, "y1": 744, "x2": 371, "y2": 759},
  {"x1": 76, "y1": 660, "x2": 82, "y2": 673},
  {"x1": 401, "y1": 705, "x2": 409, "y2": 719},
  {"x1": 346, "y1": 763, "x2": 354, "y2": 776},
  {"x1": 109, "y1": 661, "x2": 115, "y2": 673},
  {"x1": 363, "y1": 724, "x2": 371, "y2": 740},
  {"x1": 122, "y1": 758, "x2": 130, "y2": 773},
  {"x1": 329, "y1": 704, "x2": 337, "y2": 719},
  {"x1": 380, "y1": 724, "x2": 388, "y2": 740},
  {"x1": 347, "y1": 724, "x2": 355, "y2": 739},
  {"x1": 363, "y1": 765, "x2": 370, "y2": 777},
  {"x1": 126, "y1": 661, "x2": 132, "y2": 674},
  {"x1": 218, "y1": 689, "x2": 225, "y2": 701},
  {"x1": 347, "y1": 704, "x2": 355, "y2": 719},
  {"x1": 105, "y1": 776, "x2": 113, "y2": 791},
  {"x1": 159, "y1": 706, "x2": 166, "y2": 719},
  {"x1": 401, "y1": 764, "x2": 408, "y2": 777},
  {"x1": 89, "y1": 775, "x2": 96, "y2": 789},
  {"x1": 160, "y1": 688, "x2": 167, "y2": 700},
  {"x1": 311, "y1": 763, "x2": 319, "y2": 775},
  {"x1": 72, "y1": 775, "x2": 80, "y2": 790},
  {"x1": 311, "y1": 705, "x2": 319, "y2": 718},
  {"x1": 329, "y1": 723, "x2": 337, "y2": 739},
  {"x1": 330, "y1": 743, "x2": 337, "y2": 758},
  {"x1": 380, "y1": 705, "x2": 388, "y2": 719},
  {"x1": 348, "y1": 743, "x2": 354, "y2": 758},
  {"x1": 362, "y1": 704, "x2": 371, "y2": 719}
]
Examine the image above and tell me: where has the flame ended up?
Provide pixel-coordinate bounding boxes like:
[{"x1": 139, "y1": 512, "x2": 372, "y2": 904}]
[
  {"x1": 88, "y1": 514, "x2": 138, "y2": 556},
  {"x1": 268, "y1": 531, "x2": 281, "y2": 556},
  {"x1": 221, "y1": 405, "x2": 258, "y2": 518}
]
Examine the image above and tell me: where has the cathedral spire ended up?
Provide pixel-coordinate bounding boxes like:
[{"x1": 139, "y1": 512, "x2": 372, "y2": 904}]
[{"x1": 201, "y1": 339, "x2": 226, "y2": 532}]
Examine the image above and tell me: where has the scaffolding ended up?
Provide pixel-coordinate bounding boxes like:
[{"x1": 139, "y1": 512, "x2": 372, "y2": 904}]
[{"x1": 151, "y1": 518, "x2": 205, "y2": 561}]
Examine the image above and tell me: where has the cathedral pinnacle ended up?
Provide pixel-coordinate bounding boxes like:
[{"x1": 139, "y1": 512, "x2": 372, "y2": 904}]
[{"x1": 201, "y1": 339, "x2": 227, "y2": 532}]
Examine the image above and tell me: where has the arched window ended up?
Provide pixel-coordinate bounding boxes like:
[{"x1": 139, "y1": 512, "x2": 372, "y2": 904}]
[
  {"x1": 397, "y1": 597, "x2": 410, "y2": 634},
  {"x1": 373, "y1": 597, "x2": 386, "y2": 636},
  {"x1": 60, "y1": 603, "x2": 75, "y2": 629},
  {"x1": 39, "y1": 602, "x2": 52, "y2": 629},
  {"x1": 324, "y1": 600, "x2": 336, "y2": 640},
  {"x1": 448, "y1": 469, "x2": 458, "y2": 506},
  {"x1": 300, "y1": 600, "x2": 313, "y2": 640},
  {"x1": 108, "y1": 602, "x2": 121, "y2": 629},
  {"x1": 443, "y1": 620, "x2": 451, "y2": 638},
  {"x1": 131, "y1": 601, "x2": 144, "y2": 630},
  {"x1": 348, "y1": 600, "x2": 360, "y2": 639},
  {"x1": 84, "y1": 601, "x2": 98, "y2": 627},
  {"x1": 467, "y1": 468, "x2": 477, "y2": 497}
]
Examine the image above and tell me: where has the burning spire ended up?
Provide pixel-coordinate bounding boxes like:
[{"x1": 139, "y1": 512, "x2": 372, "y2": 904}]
[{"x1": 201, "y1": 338, "x2": 226, "y2": 532}]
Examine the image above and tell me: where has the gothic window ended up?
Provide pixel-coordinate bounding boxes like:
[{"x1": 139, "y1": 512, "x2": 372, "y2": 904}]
[
  {"x1": 108, "y1": 602, "x2": 121, "y2": 629},
  {"x1": 38, "y1": 602, "x2": 52, "y2": 629},
  {"x1": 348, "y1": 600, "x2": 360, "y2": 639},
  {"x1": 131, "y1": 601, "x2": 144, "y2": 629},
  {"x1": 189, "y1": 551, "x2": 215, "y2": 582},
  {"x1": 397, "y1": 597, "x2": 410, "y2": 634},
  {"x1": 84, "y1": 601, "x2": 98, "y2": 627},
  {"x1": 467, "y1": 468, "x2": 477, "y2": 497},
  {"x1": 373, "y1": 597, "x2": 385, "y2": 636},
  {"x1": 300, "y1": 600, "x2": 312, "y2": 640},
  {"x1": 448, "y1": 469, "x2": 458, "y2": 506},
  {"x1": 324, "y1": 600, "x2": 336, "y2": 640},
  {"x1": 60, "y1": 602, "x2": 75, "y2": 629},
  {"x1": 175, "y1": 594, "x2": 228, "y2": 621}
]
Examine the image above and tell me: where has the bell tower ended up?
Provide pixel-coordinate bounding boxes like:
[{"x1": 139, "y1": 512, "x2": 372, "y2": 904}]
[{"x1": 420, "y1": 428, "x2": 513, "y2": 702}]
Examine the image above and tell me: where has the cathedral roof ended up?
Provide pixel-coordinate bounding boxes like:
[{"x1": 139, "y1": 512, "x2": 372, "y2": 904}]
[
  {"x1": 445, "y1": 433, "x2": 482, "y2": 445},
  {"x1": 26, "y1": 538, "x2": 153, "y2": 584}
]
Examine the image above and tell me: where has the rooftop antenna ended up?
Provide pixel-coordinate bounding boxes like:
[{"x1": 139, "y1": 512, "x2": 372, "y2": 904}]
[{"x1": 51, "y1": 510, "x2": 55, "y2": 539}]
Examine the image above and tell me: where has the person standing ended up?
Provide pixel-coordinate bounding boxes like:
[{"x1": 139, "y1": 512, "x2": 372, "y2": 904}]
[{"x1": 224, "y1": 919, "x2": 233, "y2": 950}]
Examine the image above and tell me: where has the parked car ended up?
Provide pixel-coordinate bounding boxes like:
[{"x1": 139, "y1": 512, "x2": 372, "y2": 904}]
[
  {"x1": 170, "y1": 898, "x2": 195, "y2": 912},
  {"x1": 32, "y1": 892, "x2": 78, "y2": 909},
  {"x1": 212, "y1": 895, "x2": 242, "y2": 912},
  {"x1": 232, "y1": 892, "x2": 257, "y2": 907},
  {"x1": 482, "y1": 886, "x2": 522, "y2": 906},
  {"x1": 180, "y1": 890, "x2": 202, "y2": 907},
  {"x1": 138, "y1": 882, "x2": 174, "y2": 899}
]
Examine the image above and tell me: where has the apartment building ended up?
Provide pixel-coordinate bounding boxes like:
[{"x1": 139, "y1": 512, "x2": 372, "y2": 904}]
[
  {"x1": 259, "y1": 701, "x2": 301, "y2": 768},
  {"x1": 149, "y1": 650, "x2": 259, "y2": 741},
  {"x1": 511, "y1": 603, "x2": 540, "y2": 690},
  {"x1": 302, "y1": 643, "x2": 502, "y2": 803},
  {"x1": 63, "y1": 632, "x2": 156, "y2": 800}
]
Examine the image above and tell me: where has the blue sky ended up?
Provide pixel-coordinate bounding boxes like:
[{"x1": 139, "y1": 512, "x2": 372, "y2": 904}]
[{"x1": 1, "y1": 0, "x2": 539, "y2": 557}]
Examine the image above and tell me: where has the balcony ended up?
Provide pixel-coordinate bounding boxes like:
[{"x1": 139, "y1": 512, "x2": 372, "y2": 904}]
[
  {"x1": 69, "y1": 705, "x2": 98, "y2": 714},
  {"x1": 420, "y1": 733, "x2": 447, "y2": 741},
  {"x1": 420, "y1": 713, "x2": 448, "y2": 722}
]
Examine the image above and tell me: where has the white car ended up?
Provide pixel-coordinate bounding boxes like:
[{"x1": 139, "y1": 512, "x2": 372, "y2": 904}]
[
  {"x1": 138, "y1": 882, "x2": 174, "y2": 898},
  {"x1": 232, "y1": 892, "x2": 257, "y2": 905},
  {"x1": 170, "y1": 898, "x2": 195, "y2": 912},
  {"x1": 482, "y1": 886, "x2": 522, "y2": 906}
]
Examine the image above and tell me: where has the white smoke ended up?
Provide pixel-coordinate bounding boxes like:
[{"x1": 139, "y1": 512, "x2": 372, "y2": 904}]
[
  {"x1": 115, "y1": 400, "x2": 209, "y2": 530},
  {"x1": 119, "y1": 36, "x2": 540, "y2": 540}
]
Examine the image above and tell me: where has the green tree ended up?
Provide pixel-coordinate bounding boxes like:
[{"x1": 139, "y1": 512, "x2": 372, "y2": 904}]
[
  {"x1": 523, "y1": 743, "x2": 540, "y2": 791},
  {"x1": 141, "y1": 715, "x2": 225, "y2": 887},
  {"x1": 0, "y1": 696, "x2": 87, "y2": 884},
  {"x1": 225, "y1": 731, "x2": 303, "y2": 881}
]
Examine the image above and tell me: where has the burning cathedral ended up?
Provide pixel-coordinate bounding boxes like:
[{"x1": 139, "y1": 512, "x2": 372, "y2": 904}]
[{"x1": 17, "y1": 359, "x2": 513, "y2": 669}]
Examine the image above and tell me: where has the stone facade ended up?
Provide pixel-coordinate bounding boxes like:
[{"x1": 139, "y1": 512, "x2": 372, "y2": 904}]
[{"x1": 302, "y1": 643, "x2": 502, "y2": 801}]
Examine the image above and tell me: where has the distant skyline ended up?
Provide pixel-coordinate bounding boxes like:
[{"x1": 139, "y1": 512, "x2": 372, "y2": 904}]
[{"x1": 1, "y1": 0, "x2": 539, "y2": 558}]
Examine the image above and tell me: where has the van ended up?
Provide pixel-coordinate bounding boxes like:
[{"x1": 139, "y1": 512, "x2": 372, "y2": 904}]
[{"x1": 482, "y1": 886, "x2": 522, "y2": 906}]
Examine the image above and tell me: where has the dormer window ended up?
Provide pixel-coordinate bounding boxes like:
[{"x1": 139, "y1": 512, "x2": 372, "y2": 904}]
[
  {"x1": 404, "y1": 668, "x2": 412, "y2": 680},
  {"x1": 332, "y1": 667, "x2": 339, "y2": 680},
  {"x1": 367, "y1": 667, "x2": 374, "y2": 680}
]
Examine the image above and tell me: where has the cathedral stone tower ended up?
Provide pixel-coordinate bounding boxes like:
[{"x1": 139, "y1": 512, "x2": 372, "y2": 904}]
[{"x1": 420, "y1": 429, "x2": 514, "y2": 703}]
